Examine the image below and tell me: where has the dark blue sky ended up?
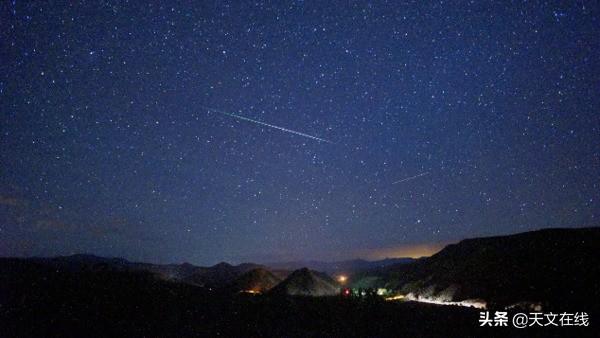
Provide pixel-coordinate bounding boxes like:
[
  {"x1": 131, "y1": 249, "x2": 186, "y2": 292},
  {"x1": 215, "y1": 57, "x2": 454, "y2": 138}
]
[{"x1": 1, "y1": 1, "x2": 599, "y2": 265}]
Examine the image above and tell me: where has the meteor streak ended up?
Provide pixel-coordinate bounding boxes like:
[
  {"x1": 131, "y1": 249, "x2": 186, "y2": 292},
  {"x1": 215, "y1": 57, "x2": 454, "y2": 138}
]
[
  {"x1": 392, "y1": 172, "x2": 429, "y2": 184},
  {"x1": 201, "y1": 106, "x2": 333, "y2": 143}
]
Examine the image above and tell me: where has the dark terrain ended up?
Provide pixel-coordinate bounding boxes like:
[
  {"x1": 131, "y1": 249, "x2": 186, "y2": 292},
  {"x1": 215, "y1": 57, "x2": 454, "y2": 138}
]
[
  {"x1": 228, "y1": 267, "x2": 282, "y2": 293},
  {"x1": 1, "y1": 227, "x2": 598, "y2": 337},
  {"x1": 270, "y1": 267, "x2": 340, "y2": 296},
  {"x1": 352, "y1": 227, "x2": 600, "y2": 310}
]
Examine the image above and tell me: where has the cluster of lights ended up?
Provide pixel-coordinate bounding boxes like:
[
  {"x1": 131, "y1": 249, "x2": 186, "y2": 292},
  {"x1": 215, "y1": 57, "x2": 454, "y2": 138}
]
[
  {"x1": 404, "y1": 293, "x2": 487, "y2": 309},
  {"x1": 339, "y1": 280, "x2": 484, "y2": 309}
]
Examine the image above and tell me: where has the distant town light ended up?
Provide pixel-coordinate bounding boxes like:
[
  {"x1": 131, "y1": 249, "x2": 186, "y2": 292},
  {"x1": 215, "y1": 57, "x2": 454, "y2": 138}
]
[
  {"x1": 401, "y1": 293, "x2": 487, "y2": 309},
  {"x1": 337, "y1": 275, "x2": 348, "y2": 283},
  {"x1": 376, "y1": 288, "x2": 389, "y2": 296},
  {"x1": 385, "y1": 294, "x2": 405, "y2": 301}
]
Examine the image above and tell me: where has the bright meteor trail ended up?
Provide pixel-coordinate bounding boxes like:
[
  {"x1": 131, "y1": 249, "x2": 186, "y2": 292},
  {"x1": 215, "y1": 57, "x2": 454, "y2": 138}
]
[
  {"x1": 201, "y1": 106, "x2": 333, "y2": 143},
  {"x1": 392, "y1": 172, "x2": 430, "y2": 185}
]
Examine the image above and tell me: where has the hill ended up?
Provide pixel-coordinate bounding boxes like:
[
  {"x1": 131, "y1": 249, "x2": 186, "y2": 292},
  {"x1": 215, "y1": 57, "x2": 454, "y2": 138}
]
[
  {"x1": 352, "y1": 227, "x2": 600, "y2": 309},
  {"x1": 180, "y1": 262, "x2": 264, "y2": 288},
  {"x1": 229, "y1": 268, "x2": 282, "y2": 293},
  {"x1": 23, "y1": 254, "x2": 264, "y2": 289},
  {"x1": 270, "y1": 268, "x2": 340, "y2": 296},
  {"x1": 2, "y1": 257, "x2": 552, "y2": 337}
]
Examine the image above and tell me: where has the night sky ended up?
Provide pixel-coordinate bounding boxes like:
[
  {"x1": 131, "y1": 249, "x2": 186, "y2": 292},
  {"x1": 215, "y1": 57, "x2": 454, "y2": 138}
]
[{"x1": 1, "y1": 1, "x2": 599, "y2": 265}]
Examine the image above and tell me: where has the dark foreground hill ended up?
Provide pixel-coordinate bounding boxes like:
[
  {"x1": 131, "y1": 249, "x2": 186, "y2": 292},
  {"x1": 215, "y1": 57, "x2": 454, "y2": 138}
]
[
  {"x1": 0, "y1": 257, "x2": 595, "y2": 337},
  {"x1": 352, "y1": 227, "x2": 600, "y2": 310},
  {"x1": 2, "y1": 226, "x2": 600, "y2": 337}
]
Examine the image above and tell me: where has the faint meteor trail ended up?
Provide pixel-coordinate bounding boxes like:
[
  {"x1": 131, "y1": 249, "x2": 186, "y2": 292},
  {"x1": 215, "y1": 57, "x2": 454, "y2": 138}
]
[
  {"x1": 201, "y1": 106, "x2": 333, "y2": 144},
  {"x1": 392, "y1": 172, "x2": 429, "y2": 185}
]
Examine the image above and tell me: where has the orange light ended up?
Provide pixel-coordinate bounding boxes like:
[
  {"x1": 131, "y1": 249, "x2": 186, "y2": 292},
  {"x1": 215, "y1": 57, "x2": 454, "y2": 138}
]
[{"x1": 337, "y1": 275, "x2": 347, "y2": 283}]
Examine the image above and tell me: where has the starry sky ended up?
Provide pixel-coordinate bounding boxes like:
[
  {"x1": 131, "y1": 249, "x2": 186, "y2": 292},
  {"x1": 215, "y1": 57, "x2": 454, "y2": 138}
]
[{"x1": 1, "y1": 1, "x2": 599, "y2": 265}]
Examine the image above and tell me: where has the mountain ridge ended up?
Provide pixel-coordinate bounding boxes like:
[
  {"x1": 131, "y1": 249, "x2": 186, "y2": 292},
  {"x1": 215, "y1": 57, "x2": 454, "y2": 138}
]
[
  {"x1": 270, "y1": 267, "x2": 341, "y2": 296},
  {"x1": 351, "y1": 226, "x2": 600, "y2": 309}
]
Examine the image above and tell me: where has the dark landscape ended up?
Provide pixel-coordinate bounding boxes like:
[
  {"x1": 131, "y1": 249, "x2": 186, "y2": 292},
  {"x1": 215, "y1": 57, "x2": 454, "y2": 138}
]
[{"x1": 1, "y1": 227, "x2": 598, "y2": 337}]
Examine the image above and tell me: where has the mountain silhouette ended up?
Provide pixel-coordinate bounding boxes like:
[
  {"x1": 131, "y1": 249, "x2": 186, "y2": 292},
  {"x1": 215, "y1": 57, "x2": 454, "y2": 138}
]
[
  {"x1": 270, "y1": 267, "x2": 340, "y2": 296},
  {"x1": 228, "y1": 267, "x2": 282, "y2": 293},
  {"x1": 352, "y1": 227, "x2": 600, "y2": 309},
  {"x1": 174, "y1": 262, "x2": 263, "y2": 288}
]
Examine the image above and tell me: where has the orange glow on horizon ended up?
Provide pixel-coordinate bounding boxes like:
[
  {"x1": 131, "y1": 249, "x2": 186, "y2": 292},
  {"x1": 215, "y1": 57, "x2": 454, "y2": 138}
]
[{"x1": 357, "y1": 242, "x2": 448, "y2": 260}]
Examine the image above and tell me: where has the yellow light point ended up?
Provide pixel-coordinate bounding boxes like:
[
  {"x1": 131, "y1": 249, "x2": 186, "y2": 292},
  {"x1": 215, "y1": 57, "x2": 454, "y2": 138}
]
[
  {"x1": 385, "y1": 294, "x2": 406, "y2": 301},
  {"x1": 337, "y1": 275, "x2": 347, "y2": 284}
]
